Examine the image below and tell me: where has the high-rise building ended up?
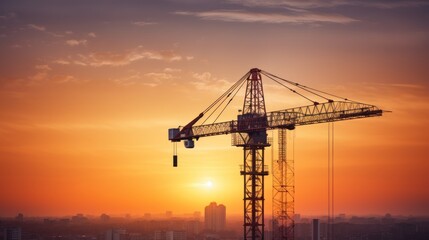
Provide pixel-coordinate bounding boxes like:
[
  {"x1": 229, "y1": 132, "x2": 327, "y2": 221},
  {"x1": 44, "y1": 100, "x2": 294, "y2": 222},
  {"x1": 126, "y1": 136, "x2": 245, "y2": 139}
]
[
  {"x1": 204, "y1": 202, "x2": 226, "y2": 232},
  {"x1": 100, "y1": 213, "x2": 110, "y2": 222},
  {"x1": 312, "y1": 219, "x2": 320, "y2": 240}
]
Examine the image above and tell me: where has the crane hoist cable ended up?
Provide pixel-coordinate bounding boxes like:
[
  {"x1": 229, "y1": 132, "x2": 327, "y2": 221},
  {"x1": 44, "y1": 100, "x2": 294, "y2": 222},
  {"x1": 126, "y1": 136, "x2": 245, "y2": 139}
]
[
  {"x1": 262, "y1": 72, "x2": 319, "y2": 105},
  {"x1": 261, "y1": 70, "x2": 353, "y2": 102},
  {"x1": 212, "y1": 76, "x2": 247, "y2": 124},
  {"x1": 262, "y1": 71, "x2": 332, "y2": 103},
  {"x1": 201, "y1": 72, "x2": 249, "y2": 125}
]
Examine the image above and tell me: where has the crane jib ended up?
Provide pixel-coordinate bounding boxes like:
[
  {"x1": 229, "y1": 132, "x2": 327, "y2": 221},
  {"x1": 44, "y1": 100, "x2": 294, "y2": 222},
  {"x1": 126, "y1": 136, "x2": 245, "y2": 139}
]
[{"x1": 168, "y1": 101, "x2": 383, "y2": 142}]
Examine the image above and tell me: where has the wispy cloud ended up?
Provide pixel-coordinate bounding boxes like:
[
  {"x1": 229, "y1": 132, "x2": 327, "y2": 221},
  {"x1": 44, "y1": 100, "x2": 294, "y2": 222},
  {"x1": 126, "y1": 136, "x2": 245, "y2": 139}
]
[
  {"x1": 114, "y1": 68, "x2": 179, "y2": 87},
  {"x1": 26, "y1": 65, "x2": 53, "y2": 84},
  {"x1": 56, "y1": 46, "x2": 189, "y2": 67},
  {"x1": 375, "y1": 82, "x2": 425, "y2": 89},
  {"x1": 132, "y1": 21, "x2": 157, "y2": 27},
  {"x1": 35, "y1": 65, "x2": 52, "y2": 71},
  {"x1": 228, "y1": 0, "x2": 429, "y2": 9},
  {"x1": 191, "y1": 72, "x2": 231, "y2": 92},
  {"x1": 163, "y1": 68, "x2": 182, "y2": 73},
  {"x1": 365, "y1": 1, "x2": 429, "y2": 9},
  {"x1": 66, "y1": 39, "x2": 88, "y2": 46},
  {"x1": 88, "y1": 32, "x2": 96, "y2": 38},
  {"x1": 53, "y1": 59, "x2": 71, "y2": 65},
  {"x1": 145, "y1": 72, "x2": 174, "y2": 81},
  {"x1": 25, "y1": 64, "x2": 78, "y2": 85},
  {"x1": 50, "y1": 75, "x2": 77, "y2": 84},
  {"x1": 176, "y1": 10, "x2": 358, "y2": 24},
  {"x1": 0, "y1": 12, "x2": 16, "y2": 20},
  {"x1": 114, "y1": 72, "x2": 144, "y2": 86},
  {"x1": 143, "y1": 68, "x2": 181, "y2": 87},
  {"x1": 28, "y1": 24, "x2": 46, "y2": 31},
  {"x1": 27, "y1": 23, "x2": 64, "y2": 37}
]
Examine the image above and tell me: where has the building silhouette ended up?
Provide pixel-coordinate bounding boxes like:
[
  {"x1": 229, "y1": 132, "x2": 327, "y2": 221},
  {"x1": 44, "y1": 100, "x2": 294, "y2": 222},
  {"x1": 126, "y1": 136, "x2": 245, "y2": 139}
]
[
  {"x1": 3, "y1": 227, "x2": 21, "y2": 240},
  {"x1": 312, "y1": 219, "x2": 320, "y2": 240},
  {"x1": 15, "y1": 214, "x2": 23, "y2": 222},
  {"x1": 204, "y1": 202, "x2": 226, "y2": 232},
  {"x1": 154, "y1": 230, "x2": 186, "y2": 240},
  {"x1": 105, "y1": 229, "x2": 127, "y2": 240}
]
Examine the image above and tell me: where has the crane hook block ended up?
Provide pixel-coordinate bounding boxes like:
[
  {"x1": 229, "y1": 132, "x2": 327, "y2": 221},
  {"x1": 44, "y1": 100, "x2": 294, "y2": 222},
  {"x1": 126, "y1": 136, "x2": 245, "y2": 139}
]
[
  {"x1": 173, "y1": 155, "x2": 178, "y2": 167},
  {"x1": 184, "y1": 139, "x2": 195, "y2": 148}
]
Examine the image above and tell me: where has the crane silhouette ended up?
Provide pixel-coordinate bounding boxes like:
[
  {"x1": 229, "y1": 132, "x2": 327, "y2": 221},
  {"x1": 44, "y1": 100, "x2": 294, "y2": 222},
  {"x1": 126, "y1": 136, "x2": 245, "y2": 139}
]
[{"x1": 168, "y1": 68, "x2": 383, "y2": 240}]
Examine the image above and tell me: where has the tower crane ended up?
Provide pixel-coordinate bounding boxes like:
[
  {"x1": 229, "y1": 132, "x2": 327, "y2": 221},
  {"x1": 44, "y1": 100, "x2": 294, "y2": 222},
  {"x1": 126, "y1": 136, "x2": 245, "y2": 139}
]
[{"x1": 168, "y1": 68, "x2": 383, "y2": 240}]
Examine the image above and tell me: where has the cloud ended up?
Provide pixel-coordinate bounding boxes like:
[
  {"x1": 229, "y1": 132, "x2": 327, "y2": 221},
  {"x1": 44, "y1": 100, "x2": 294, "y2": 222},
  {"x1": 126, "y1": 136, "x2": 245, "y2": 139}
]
[
  {"x1": 66, "y1": 39, "x2": 88, "y2": 46},
  {"x1": 25, "y1": 64, "x2": 79, "y2": 85},
  {"x1": 53, "y1": 59, "x2": 71, "y2": 65},
  {"x1": 0, "y1": 12, "x2": 16, "y2": 20},
  {"x1": 114, "y1": 72, "x2": 167, "y2": 87},
  {"x1": 176, "y1": 10, "x2": 358, "y2": 24},
  {"x1": 191, "y1": 72, "x2": 231, "y2": 91},
  {"x1": 53, "y1": 46, "x2": 189, "y2": 68},
  {"x1": 50, "y1": 75, "x2": 77, "y2": 84},
  {"x1": 27, "y1": 23, "x2": 64, "y2": 37},
  {"x1": 115, "y1": 68, "x2": 181, "y2": 87},
  {"x1": 88, "y1": 32, "x2": 96, "y2": 38},
  {"x1": 28, "y1": 24, "x2": 46, "y2": 31},
  {"x1": 164, "y1": 68, "x2": 182, "y2": 73},
  {"x1": 375, "y1": 83, "x2": 425, "y2": 89},
  {"x1": 143, "y1": 68, "x2": 182, "y2": 86},
  {"x1": 81, "y1": 51, "x2": 144, "y2": 67},
  {"x1": 73, "y1": 60, "x2": 88, "y2": 66},
  {"x1": 228, "y1": 0, "x2": 429, "y2": 9},
  {"x1": 28, "y1": 65, "x2": 52, "y2": 83},
  {"x1": 133, "y1": 21, "x2": 157, "y2": 26},
  {"x1": 192, "y1": 72, "x2": 212, "y2": 82},
  {"x1": 35, "y1": 65, "x2": 52, "y2": 71},
  {"x1": 67, "y1": 47, "x2": 185, "y2": 67},
  {"x1": 114, "y1": 73, "x2": 144, "y2": 86},
  {"x1": 365, "y1": 1, "x2": 429, "y2": 9},
  {"x1": 145, "y1": 72, "x2": 174, "y2": 81},
  {"x1": 10, "y1": 44, "x2": 23, "y2": 48}
]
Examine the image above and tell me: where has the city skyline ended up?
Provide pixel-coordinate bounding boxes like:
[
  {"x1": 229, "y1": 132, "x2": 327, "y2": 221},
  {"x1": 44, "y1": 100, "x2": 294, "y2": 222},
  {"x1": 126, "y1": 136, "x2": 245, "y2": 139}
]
[
  {"x1": 1, "y1": 0, "x2": 429, "y2": 218},
  {"x1": 3, "y1": 213, "x2": 428, "y2": 240}
]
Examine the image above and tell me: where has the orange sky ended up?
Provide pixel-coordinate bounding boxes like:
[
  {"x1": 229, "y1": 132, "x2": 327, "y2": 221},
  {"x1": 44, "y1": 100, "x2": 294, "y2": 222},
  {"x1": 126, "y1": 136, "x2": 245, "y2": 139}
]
[{"x1": 1, "y1": 0, "x2": 429, "y2": 217}]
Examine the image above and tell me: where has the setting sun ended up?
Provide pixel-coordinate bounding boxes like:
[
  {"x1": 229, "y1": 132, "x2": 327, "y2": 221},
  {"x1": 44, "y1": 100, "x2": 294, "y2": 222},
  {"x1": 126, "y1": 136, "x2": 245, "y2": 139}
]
[{"x1": 205, "y1": 181, "x2": 213, "y2": 188}]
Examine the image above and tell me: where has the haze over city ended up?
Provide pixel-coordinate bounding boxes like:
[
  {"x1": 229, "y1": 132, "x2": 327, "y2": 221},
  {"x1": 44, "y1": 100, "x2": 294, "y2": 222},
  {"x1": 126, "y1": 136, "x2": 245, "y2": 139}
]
[{"x1": 1, "y1": 0, "x2": 429, "y2": 221}]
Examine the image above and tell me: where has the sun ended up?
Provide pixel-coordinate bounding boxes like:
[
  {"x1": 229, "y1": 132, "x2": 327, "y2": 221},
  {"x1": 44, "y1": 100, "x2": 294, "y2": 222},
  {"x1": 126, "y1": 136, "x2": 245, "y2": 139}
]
[{"x1": 205, "y1": 181, "x2": 213, "y2": 188}]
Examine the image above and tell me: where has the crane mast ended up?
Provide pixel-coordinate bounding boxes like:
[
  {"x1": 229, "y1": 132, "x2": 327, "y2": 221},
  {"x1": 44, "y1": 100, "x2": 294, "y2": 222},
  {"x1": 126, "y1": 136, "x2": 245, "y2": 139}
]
[
  {"x1": 168, "y1": 68, "x2": 383, "y2": 240},
  {"x1": 272, "y1": 128, "x2": 294, "y2": 240},
  {"x1": 236, "y1": 68, "x2": 269, "y2": 240}
]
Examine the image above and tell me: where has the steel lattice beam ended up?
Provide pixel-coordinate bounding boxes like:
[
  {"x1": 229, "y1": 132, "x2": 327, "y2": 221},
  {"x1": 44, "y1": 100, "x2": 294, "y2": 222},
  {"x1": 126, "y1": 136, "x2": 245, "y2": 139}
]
[
  {"x1": 170, "y1": 101, "x2": 382, "y2": 141},
  {"x1": 272, "y1": 129, "x2": 295, "y2": 240},
  {"x1": 241, "y1": 143, "x2": 268, "y2": 240}
]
